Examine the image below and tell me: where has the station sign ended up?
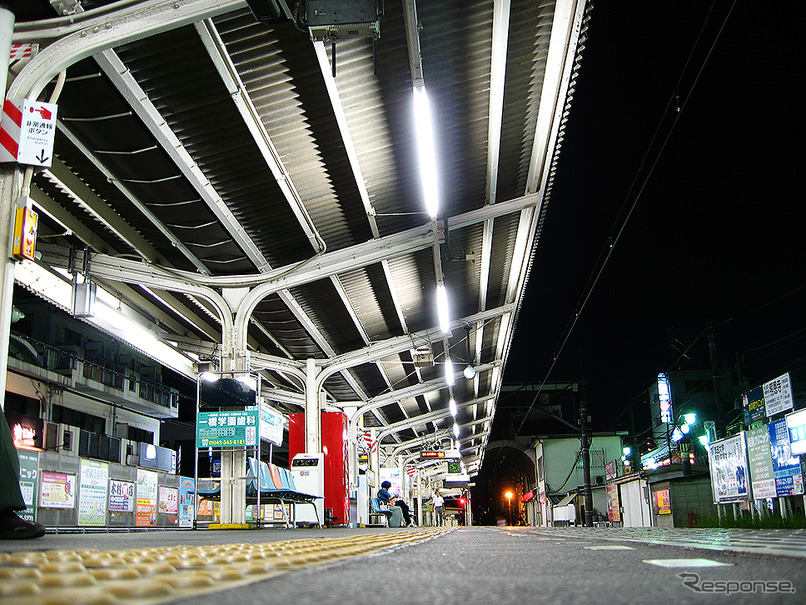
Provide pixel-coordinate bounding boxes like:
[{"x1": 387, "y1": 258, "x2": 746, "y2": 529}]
[
  {"x1": 420, "y1": 450, "x2": 445, "y2": 459},
  {"x1": 421, "y1": 449, "x2": 461, "y2": 459}
]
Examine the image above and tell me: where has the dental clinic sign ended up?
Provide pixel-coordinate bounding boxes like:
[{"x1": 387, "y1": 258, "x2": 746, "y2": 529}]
[{"x1": 196, "y1": 409, "x2": 258, "y2": 448}]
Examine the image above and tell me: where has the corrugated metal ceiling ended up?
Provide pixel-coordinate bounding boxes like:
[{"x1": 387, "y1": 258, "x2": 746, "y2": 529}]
[{"x1": 9, "y1": 0, "x2": 590, "y2": 476}]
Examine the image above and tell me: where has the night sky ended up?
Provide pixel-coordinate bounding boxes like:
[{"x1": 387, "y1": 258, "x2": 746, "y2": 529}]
[{"x1": 503, "y1": 1, "x2": 803, "y2": 434}]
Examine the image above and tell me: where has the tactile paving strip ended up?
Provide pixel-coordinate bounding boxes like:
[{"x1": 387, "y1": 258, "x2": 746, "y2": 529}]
[{"x1": 0, "y1": 528, "x2": 453, "y2": 604}]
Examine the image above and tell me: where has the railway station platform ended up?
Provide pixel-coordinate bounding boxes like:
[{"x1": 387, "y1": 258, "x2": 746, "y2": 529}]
[{"x1": 2, "y1": 525, "x2": 806, "y2": 604}]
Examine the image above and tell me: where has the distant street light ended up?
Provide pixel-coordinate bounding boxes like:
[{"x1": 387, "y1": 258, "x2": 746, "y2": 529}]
[{"x1": 505, "y1": 491, "x2": 513, "y2": 525}]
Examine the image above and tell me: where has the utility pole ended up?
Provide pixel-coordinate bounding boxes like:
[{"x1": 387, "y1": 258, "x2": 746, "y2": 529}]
[
  {"x1": 707, "y1": 320, "x2": 723, "y2": 438},
  {"x1": 579, "y1": 396, "x2": 593, "y2": 527}
]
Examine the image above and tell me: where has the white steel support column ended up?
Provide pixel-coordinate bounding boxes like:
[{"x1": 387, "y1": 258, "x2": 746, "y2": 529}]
[
  {"x1": 218, "y1": 315, "x2": 247, "y2": 525},
  {"x1": 305, "y1": 358, "x2": 321, "y2": 454},
  {"x1": 341, "y1": 406, "x2": 359, "y2": 492},
  {"x1": 416, "y1": 470, "x2": 422, "y2": 527},
  {"x1": 370, "y1": 428, "x2": 379, "y2": 491},
  {"x1": 0, "y1": 9, "x2": 17, "y2": 412}
]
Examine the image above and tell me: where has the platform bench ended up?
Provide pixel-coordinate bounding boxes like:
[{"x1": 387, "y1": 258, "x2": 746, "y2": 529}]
[{"x1": 198, "y1": 458, "x2": 321, "y2": 527}]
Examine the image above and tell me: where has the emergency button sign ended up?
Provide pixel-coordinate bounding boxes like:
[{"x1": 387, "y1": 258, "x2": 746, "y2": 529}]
[
  {"x1": 0, "y1": 99, "x2": 58, "y2": 167},
  {"x1": 19, "y1": 100, "x2": 57, "y2": 167}
]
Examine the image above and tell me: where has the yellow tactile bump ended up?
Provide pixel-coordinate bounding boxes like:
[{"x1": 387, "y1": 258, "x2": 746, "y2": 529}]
[{"x1": 0, "y1": 528, "x2": 453, "y2": 605}]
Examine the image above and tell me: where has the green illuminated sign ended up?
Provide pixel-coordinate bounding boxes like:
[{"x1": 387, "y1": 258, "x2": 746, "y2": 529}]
[{"x1": 196, "y1": 410, "x2": 258, "y2": 448}]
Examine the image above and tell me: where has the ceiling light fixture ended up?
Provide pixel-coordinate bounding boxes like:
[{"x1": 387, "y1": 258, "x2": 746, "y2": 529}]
[
  {"x1": 436, "y1": 283, "x2": 450, "y2": 332},
  {"x1": 444, "y1": 357, "x2": 454, "y2": 386},
  {"x1": 462, "y1": 324, "x2": 476, "y2": 379},
  {"x1": 449, "y1": 397, "x2": 457, "y2": 417},
  {"x1": 413, "y1": 85, "x2": 439, "y2": 218}
]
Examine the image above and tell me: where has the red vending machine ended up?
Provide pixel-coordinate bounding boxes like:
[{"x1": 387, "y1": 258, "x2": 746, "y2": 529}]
[{"x1": 289, "y1": 411, "x2": 350, "y2": 526}]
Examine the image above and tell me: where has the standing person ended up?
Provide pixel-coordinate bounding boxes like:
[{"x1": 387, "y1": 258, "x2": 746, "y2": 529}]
[
  {"x1": 432, "y1": 489, "x2": 444, "y2": 526},
  {"x1": 0, "y1": 411, "x2": 45, "y2": 539}
]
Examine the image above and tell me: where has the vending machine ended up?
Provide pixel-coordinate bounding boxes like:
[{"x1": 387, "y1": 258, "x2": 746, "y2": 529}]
[
  {"x1": 289, "y1": 411, "x2": 350, "y2": 526},
  {"x1": 290, "y1": 453, "x2": 324, "y2": 526}
]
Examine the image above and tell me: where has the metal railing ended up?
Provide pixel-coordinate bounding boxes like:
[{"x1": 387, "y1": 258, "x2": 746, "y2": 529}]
[{"x1": 10, "y1": 331, "x2": 178, "y2": 411}]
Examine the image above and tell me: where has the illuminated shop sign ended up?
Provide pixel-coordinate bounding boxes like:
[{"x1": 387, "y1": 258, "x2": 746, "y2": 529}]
[
  {"x1": 786, "y1": 408, "x2": 806, "y2": 457},
  {"x1": 8, "y1": 413, "x2": 43, "y2": 449},
  {"x1": 657, "y1": 373, "x2": 673, "y2": 423}
]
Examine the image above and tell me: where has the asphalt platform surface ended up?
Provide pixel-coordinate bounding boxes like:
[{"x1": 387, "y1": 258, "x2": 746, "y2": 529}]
[{"x1": 2, "y1": 525, "x2": 805, "y2": 604}]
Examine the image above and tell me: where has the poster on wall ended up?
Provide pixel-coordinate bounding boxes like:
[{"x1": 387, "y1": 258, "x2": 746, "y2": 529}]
[
  {"x1": 708, "y1": 433, "x2": 749, "y2": 503},
  {"x1": 606, "y1": 483, "x2": 620, "y2": 522},
  {"x1": 16, "y1": 449, "x2": 39, "y2": 522},
  {"x1": 78, "y1": 459, "x2": 108, "y2": 526},
  {"x1": 40, "y1": 471, "x2": 75, "y2": 509},
  {"x1": 379, "y1": 467, "x2": 403, "y2": 498},
  {"x1": 654, "y1": 489, "x2": 671, "y2": 515},
  {"x1": 136, "y1": 469, "x2": 158, "y2": 527},
  {"x1": 746, "y1": 426, "x2": 776, "y2": 499},
  {"x1": 769, "y1": 418, "x2": 803, "y2": 496},
  {"x1": 158, "y1": 486, "x2": 178, "y2": 514},
  {"x1": 274, "y1": 503, "x2": 287, "y2": 521},
  {"x1": 109, "y1": 480, "x2": 135, "y2": 512},
  {"x1": 178, "y1": 478, "x2": 195, "y2": 528},
  {"x1": 197, "y1": 498, "x2": 214, "y2": 519}
]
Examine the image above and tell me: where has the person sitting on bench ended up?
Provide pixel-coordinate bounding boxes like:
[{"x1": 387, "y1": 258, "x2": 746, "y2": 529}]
[{"x1": 377, "y1": 481, "x2": 405, "y2": 527}]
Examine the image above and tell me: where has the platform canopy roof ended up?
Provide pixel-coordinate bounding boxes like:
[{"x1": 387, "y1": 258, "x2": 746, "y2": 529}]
[{"x1": 7, "y1": 0, "x2": 589, "y2": 475}]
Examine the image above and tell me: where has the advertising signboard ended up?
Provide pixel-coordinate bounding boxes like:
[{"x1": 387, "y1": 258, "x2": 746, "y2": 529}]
[
  {"x1": 708, "y1": 433, "x2": 749, "y2": 503},
  {"x1": 769, "y1": 418, "x2": 803, "y2": 496},
  {"x1": 78, "y1": 459, "x2": 108, "y2": 526},
  {"x1": 746, "y1": 425, "x2": 776, "y2": 499},
  {"x1": 109, "y1": 480, "x2": 135, "y2": 512},
  {"x1": 742, "y1": 386, "x2": 765, "y2": 426},
  {"x1": 197, "y1": 409, "x2": 258, "y2": 448},
  {"x1": 136, "y1": 469, "x2": 158, "y2": 527},
  {"x1": 40, "y1": 471, "x2": 75, "y2": 509},
  {"x1": 159, "y1": 486, "x2": 178, "y2": 515},
  {"x1": 764, "y1": 373, "x2": 793, "y2": 418},
  {"x1": 16, "y1": 449, "x2": 38, "y2": 521},
  {"x1": 179, "y1": 478, "x2": 195, "y2": 528}
]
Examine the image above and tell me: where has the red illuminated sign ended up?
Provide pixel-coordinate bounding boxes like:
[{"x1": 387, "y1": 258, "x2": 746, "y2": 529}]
[{"x1": 420, "y1": 450, "x2": 445, "y2": 459}]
